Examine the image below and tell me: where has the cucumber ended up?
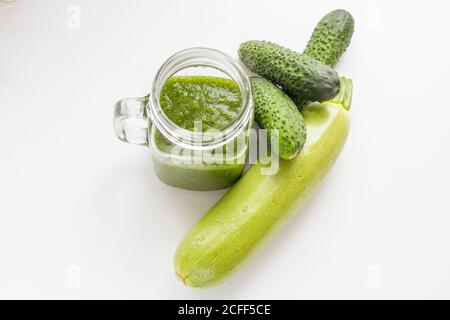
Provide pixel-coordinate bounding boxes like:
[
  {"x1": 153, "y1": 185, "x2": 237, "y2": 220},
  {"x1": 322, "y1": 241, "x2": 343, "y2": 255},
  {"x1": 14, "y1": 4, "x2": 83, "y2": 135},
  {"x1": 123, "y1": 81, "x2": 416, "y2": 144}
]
[
  {"x1": 303, "y1": 9, "x2": 355, "y2": 67},
  {"x1": 238, "y1": 40, "x2": 340, "y2": 102},
  {"x1": 294, "y1": 10, "x2": 354, "y2": 109},
  {"x1": 251, "y1": 76, "x2": 307, "y2": 160},
  {"x1": 174, "y1": 78, "x2": 353, "y2": 287}
]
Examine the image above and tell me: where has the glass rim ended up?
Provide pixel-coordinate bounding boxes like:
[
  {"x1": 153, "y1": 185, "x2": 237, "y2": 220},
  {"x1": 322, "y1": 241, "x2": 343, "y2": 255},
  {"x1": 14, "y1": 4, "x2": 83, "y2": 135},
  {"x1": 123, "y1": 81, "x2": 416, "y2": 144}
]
[{"x1": 148, "y1": 47, "x2": 253, "y2": 151}]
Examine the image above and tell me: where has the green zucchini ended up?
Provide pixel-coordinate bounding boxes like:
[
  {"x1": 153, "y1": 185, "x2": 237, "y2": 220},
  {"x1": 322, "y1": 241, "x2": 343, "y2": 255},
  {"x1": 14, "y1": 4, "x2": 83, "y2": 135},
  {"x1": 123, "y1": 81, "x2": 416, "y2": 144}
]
[
  {"x1": 174, "y1": 77, "x2": 353, "y2": 287},
  {"x1": 303, "y1": 9, "x2": 355, "y2": 67},
  {"x1": 238, "y1": 40, "x2": 340, "y2": 102},
  {"x1": 251, "y1": 76, "x2": 307, "y2": 160}
]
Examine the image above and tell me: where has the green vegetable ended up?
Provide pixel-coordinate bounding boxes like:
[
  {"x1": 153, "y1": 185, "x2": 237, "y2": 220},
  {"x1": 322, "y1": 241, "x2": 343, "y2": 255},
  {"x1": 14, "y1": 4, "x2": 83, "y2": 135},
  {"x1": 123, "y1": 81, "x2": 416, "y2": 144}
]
[
  {"x1": 251, "y1": 76, "x2": 307, "y2": 160},
  {"x1": 303, "y1": 9, "x2": 355, "y2": 67},
  {"x1": 294, "y1": 9, "x2": 354, "y2": 109},
  {"x1": 238, "y1": 40, "x2": 340, "y2": 102},
  {"x1": 174, "y1": 77, "x2": 353, "y2": 287}
]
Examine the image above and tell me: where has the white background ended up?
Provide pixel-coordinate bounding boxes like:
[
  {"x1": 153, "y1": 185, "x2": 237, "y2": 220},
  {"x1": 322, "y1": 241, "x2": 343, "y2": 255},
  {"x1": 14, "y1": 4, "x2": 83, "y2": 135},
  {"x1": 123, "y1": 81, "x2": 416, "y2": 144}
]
[{"x1": 1, "y1": 0, "x2": 449, "y2": 299}]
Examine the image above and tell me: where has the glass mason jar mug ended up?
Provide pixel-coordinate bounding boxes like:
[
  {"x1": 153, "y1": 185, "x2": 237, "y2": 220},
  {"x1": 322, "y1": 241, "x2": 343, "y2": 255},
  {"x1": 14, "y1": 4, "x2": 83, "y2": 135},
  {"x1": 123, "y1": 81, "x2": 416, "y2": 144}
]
[{"x1": 113, "y1": 48, "x2": 253, "y2": 191}]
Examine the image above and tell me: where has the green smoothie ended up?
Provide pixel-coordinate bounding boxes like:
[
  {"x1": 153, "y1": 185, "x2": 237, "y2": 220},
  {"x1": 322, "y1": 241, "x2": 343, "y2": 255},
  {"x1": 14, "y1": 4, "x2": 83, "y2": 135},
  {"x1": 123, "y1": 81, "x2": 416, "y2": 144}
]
[{"x1": 151, "y1": 76, "x2": 249, "y2": 190}]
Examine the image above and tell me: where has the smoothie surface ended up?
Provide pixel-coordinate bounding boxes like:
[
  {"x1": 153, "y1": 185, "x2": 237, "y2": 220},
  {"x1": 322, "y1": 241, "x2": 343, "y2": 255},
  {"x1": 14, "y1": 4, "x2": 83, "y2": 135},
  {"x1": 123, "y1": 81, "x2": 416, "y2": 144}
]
[
  {"x1": 153, "y1": 76, "x2": 247, "y2": 190},
  {"x1": 159, "y1": 76, "x2": 242, "y2": 132}
]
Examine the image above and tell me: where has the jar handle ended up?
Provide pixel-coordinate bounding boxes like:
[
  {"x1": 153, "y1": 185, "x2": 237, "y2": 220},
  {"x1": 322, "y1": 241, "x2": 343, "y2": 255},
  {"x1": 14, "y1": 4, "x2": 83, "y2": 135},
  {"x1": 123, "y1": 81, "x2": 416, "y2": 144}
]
[{"x1": 113, "y1": 94, "x2": 150, "y2": 146}]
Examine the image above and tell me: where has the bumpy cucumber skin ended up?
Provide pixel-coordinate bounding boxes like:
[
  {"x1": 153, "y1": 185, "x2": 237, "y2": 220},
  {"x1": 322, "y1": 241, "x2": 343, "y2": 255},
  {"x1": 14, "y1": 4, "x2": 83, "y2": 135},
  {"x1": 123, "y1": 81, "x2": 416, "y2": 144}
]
[
  {"x1": 174, "y1": 96, "x2": 351, "y2": 287},
  {"x1": 239, "y1": 41, "x2": 340, "y2": 102},
  {"x1": 303, "y1": 9, "x2": 354, "y2": 67},
  {"x1": 251, "y1": 76, "x2": 307, "y2": 160},
  {"x1": 294, "y1": 10, "x2": 354, "y2": 110}
]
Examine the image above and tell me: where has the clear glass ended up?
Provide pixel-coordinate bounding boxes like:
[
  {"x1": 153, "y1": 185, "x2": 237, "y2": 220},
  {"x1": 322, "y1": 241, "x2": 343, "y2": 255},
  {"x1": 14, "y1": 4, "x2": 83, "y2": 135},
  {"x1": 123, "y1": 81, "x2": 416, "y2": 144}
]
[{"x1": 113, "y1": 47, "x2": 253, "y2": 190}]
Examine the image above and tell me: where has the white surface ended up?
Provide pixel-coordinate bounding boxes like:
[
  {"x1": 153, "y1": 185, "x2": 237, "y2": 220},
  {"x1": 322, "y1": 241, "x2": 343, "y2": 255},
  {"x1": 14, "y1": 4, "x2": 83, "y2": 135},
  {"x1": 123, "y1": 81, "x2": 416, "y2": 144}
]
[{"x1": 1, "y1": 0, "x2": 449, "y2": 299}]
